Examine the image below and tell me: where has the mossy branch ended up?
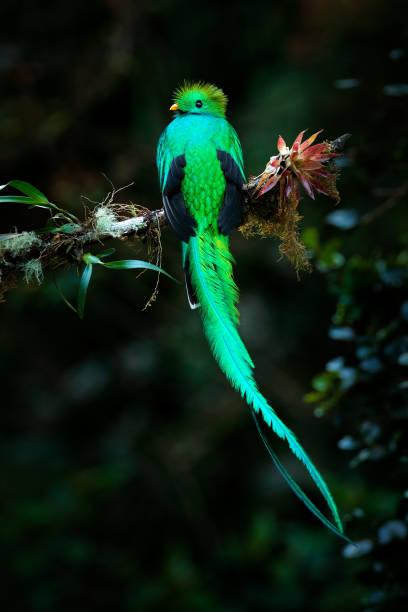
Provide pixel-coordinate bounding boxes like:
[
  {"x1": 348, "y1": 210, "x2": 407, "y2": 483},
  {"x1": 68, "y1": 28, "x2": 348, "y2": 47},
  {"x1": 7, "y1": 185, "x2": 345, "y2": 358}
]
[{"x1": 0, "y1": 134, "x2": 349, "y2": 303}]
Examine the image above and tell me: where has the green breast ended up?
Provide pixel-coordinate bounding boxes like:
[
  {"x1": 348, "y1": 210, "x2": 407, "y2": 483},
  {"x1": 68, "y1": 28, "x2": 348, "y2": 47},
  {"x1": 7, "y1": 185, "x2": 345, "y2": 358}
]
[
  {"x1": 182, "y1": 142, "x2": 225, "y2": 230},
  {"x1": 161, "y1": 114, "x2": 233, "y2": 232}
]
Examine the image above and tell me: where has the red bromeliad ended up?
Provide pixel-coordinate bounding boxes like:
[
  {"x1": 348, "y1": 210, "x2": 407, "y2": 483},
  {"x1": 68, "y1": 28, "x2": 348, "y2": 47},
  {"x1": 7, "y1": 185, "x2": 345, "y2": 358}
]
[{"x1": 254, "y1": 130, "x2": 339, "y2": 206}]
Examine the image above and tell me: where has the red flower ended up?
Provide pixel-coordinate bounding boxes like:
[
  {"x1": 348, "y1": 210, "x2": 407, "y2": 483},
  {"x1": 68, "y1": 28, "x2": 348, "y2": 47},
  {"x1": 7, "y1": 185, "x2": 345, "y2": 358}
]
[{"x1": 254, "y1": 130, "x2": 339, "y2": 205}]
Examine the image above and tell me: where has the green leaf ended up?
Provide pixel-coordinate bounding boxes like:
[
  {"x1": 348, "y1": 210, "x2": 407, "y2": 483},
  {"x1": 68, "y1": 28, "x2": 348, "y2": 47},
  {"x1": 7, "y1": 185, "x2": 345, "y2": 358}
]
[
  {"x1": 77, "y1": 264, "x2": 93, "y2": 320},
  {"x1": 0, "y1": 180, "x2": 79, "y2": 221},
  {"x1": 0, "y1": 180, "x2": 51, "y2": 208},
  {"x1": 81, "y1": 253, "x2": 178, "y2": 282},
  {"x1": 82, "y1": 253, "x2": 103, "y2": 265},
  {"x1": 53, "y1": 275, "x2": 78, "y2": 315},
  {"x1": 35, "y1": 222, "x2": 81, "y2": 234},
  {"x1": 7, "y1": 180, "x2": 50, "y2": 203},
  {"x1": 0, "y1": 195, "x2": 44, "y2": 205},
  {"x1": 104, "y1": 258, "x2": 178, "y2": 282},
  {"x1": 51, "y1": 223, "x2": 81, "y2": 234},
  {"x1": 76, "y1": 254, "x2": 178, "y2": 318},
  {"x1": 97, "y1": 248, "x2": 116, "y2": 259},
  {"x1": 103, "y1": 259, "x2": 177, "y2": 281}
]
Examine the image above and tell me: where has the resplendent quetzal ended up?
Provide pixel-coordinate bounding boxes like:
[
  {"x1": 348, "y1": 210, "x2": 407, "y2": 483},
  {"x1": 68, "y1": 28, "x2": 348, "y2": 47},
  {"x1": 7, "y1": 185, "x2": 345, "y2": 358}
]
[{"x1": 157, "y1": 81, "x2": 347, "y2": 540}]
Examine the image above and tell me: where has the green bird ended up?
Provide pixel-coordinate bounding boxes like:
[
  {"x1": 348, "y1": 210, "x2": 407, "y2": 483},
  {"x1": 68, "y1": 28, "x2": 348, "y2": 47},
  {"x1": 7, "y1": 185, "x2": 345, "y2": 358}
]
[{"x1": 157, "y1": 81, "x2": 347, "y2": 540}]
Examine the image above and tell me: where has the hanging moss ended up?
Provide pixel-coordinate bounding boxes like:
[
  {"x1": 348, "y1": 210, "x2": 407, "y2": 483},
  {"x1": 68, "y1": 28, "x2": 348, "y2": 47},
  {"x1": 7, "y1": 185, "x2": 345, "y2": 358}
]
[
  {"x1": 240, "y1": 189, "x2": 311, "y2": 275},
  {"x1": 0, "y1": 232, "x2": 42, "y2": 258},
  {"x1": 20, "y1": 259, "x2": 44, "y2": 284}
]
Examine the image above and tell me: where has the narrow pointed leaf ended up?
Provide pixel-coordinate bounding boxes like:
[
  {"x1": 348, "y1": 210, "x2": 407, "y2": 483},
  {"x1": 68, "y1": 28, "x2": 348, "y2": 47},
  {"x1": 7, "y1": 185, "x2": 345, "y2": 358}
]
[
  {"x1": 102, "y1": 259, "x2": 177, "y2": 281},
  {"x1": 0, "y1": 195, "x2": 39, "y2": 204},
  {"x1": 34, "y1": 222, "x2": 80, "y2": 234},
  {"x1": 277, "y1": 135, "x2": 287, "y2": 153},
  {"x1": 0, "y1": 194, "x2": 56, "y2": 210},
  {"x1": 52, "y1": 223, "x2": 81, "y2": 234},
  {"x1": 82, "y1": 253, "x2": 103, "y2": 265},
  {"x1": 311, "y1": 154, "x2": 337, "y2": 162},
  {"x1": 254, "y1": 171, "x2": 272, "y2": 194},
  {"x1": 308, "y1": 177, "x2": 332, "y2": 196},
  {"x1": 300, "y1": 160, "x2": 323, "y2": 171},
  {"x1": 8, "y1": 180, "x2": 49, "y2": 203},
  {"x1": 97, "y1": 248, "x2": 116, "y2": 259},
  {"x1": 299, "y1": 129, "x2": 323, "y2": 152},
  {"x1": 256, "y1": 175, "x2": 281, "y2": 198},
  {"x1": 291, "y1": 129, "x2": 306, "y2": 155},
  {"x1": 284, "y1": 176, "x2": 295, "y2": 198},
  {"x1": 0, "y1": 180, "x2": 78, "y2": 219},
  {"x1": 299, "y1": 174, "x2": 315, "y2": 199},
  {"x1": 310, "y1": 169, "x2": 336, "y2": 179},
  {"x1": 53, "y1": 275, "x2": 78, "y2": 315},
  {"x1": 302, "y1": 143, "x2": 329, "y2": 159},
  {"x1": 81, "y1": 253, "x2": 178, "y2": 281},
  {"x1": 77, "y1": 263, "x2": 93, "y2": 320}
]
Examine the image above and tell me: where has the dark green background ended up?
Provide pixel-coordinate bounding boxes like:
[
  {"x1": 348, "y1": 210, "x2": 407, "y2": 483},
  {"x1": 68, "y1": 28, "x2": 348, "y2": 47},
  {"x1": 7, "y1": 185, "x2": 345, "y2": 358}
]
[{"x1": 1, "y1": 1, "x2": 407, "y2": 610}]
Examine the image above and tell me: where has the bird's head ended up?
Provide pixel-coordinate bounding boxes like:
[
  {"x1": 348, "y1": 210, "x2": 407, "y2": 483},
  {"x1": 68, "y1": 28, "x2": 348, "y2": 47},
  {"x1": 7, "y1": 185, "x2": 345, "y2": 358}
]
[{"x1": 169, "y1": 81, "x2": 228, "y2": 118}]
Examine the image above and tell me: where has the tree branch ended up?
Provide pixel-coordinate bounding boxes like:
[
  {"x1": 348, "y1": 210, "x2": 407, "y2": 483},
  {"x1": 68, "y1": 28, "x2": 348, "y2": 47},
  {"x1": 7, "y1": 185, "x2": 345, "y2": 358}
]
[{"x1": 0, "y1": 133, "x2": 350, "y2": 302}]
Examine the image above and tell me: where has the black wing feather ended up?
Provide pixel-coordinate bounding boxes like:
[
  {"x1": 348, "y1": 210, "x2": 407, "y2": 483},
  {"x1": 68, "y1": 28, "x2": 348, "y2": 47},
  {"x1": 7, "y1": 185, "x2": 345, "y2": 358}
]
[
  {"x1": 162, "y1": 154, "x2": 196, "y2": 243},
  {"x1": 216, "y1": 150, "x2": 245, "y2": 235}
]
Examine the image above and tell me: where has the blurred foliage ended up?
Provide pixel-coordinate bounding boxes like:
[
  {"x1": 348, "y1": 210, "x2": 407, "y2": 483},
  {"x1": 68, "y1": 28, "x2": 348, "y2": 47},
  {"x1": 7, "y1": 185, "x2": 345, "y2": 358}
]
[
  {"x1": 304, "y1": 236, "x2": 408, "y2": 611},
  {"x1": 1, "y1": 0, "x2": 408, "y2": 610}
]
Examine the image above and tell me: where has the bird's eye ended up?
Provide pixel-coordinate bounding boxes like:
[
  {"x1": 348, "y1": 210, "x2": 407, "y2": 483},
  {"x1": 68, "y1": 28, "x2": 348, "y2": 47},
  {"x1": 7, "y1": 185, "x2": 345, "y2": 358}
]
[{"x1": 195, "y1": 100, "x2": 203, "y2": 108}]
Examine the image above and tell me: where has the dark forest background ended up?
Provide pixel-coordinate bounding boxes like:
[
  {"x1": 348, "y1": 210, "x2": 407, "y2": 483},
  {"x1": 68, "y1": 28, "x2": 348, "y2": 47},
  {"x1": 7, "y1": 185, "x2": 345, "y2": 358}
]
[{"x1": 1, "y1": 0, "x2": 408, "y2": 610}]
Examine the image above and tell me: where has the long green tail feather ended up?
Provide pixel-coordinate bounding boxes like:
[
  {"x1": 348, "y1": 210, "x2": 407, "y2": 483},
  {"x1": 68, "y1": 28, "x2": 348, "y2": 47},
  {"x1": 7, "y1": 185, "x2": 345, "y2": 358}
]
[
  {"x1": 189, "y1": 232, "x2": 254, "y2": 368},
  {"x1": 251, "y1": 409, "x2": 353, "y2": 543},
  {"x1": 187, "y1": 231, "x2": 345, "y2": 537}
]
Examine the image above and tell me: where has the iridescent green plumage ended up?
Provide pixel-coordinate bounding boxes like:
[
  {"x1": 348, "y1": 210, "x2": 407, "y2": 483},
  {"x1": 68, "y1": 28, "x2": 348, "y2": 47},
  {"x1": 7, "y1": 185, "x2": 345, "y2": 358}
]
[{"x1": 157, "y1": 82, "x2": 348, "y2": 540}]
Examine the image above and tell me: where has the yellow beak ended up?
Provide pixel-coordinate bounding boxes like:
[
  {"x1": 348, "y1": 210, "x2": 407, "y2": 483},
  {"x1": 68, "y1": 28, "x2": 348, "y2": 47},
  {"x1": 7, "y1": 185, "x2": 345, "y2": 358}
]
[{"x1": 169, "y1": 103, "x2": 179, "y2": 111}]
